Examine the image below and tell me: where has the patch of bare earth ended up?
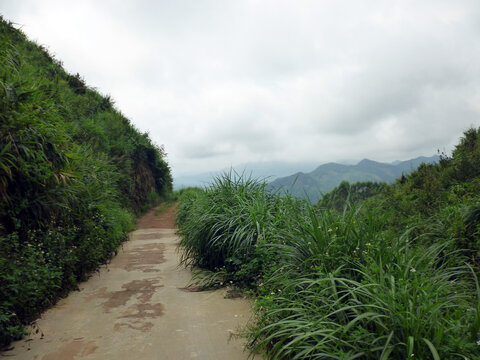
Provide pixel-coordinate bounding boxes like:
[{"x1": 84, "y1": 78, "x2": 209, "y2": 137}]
[{"x1": 136, "y1": 203, "x2": 177, "y2": 229}]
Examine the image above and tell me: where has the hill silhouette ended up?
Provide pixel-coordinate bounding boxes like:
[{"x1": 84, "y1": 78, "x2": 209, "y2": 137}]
[{"x1": 270, "y1": 156, "x2": 439, "y2": 202}]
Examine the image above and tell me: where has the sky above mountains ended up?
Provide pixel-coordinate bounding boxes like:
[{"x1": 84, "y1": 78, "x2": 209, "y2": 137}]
[{"x1": 2, "y1": 0, "x2": 480, "y2": 177}]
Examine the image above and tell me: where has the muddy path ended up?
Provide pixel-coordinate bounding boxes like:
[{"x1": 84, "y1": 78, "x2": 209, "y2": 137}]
[{"x1": 5, "y1": 204, "x2": 254, "y2": 359}]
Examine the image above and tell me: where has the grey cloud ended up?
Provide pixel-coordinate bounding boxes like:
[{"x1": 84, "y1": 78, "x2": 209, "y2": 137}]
[
  {"x1": 182, "y1": 143, "x2": 233, "y2": 159},
  {"x1": 2, "y1": 0, "x2": 480, "y2": 176}
]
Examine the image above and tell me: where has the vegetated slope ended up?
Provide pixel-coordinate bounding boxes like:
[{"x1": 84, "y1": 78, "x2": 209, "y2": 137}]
[
  {"x1": 319, "y1": 180, "x2": 388, "y2": 212},
  {"x1": 176, "y1": 129, "x2": 480, "y2": 359},
  {"x1": 270, "y1": 155, "x2": 439, "y2": 202},
  {"x1": 0, "y1": 18, "x2": 172, "y2": 346}
]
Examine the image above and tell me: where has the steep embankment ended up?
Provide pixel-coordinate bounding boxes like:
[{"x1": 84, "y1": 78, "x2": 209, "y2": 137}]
[{"x1": 0, "y1": 17, "x2": 172, "y2": 345}]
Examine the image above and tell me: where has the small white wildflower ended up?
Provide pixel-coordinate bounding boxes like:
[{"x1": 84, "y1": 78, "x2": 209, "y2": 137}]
[
  {"x1": 477, "y1": 339, "x2": 480, "y2": 345},
  {"x1": 327, "y1": 228, "x2": 332, "y2": 232},
  {"x1": 410, "y1": 267, "x2": 416, "y2": 273},
  {"x1": 366, "y1": 242, "x2": 371, "y2": 246}
]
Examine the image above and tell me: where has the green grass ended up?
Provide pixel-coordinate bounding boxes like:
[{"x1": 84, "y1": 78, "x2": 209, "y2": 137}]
[
  {"x1": 177, "y1": 153, "x2": 480, "y2": 359},
  {"x1": 176, "y1": 172, "x2": 304, "y2": 288}
]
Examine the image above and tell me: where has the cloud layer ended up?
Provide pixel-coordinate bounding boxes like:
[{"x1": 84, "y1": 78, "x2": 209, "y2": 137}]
[{"x1": 2, "y1": 0, "x2": 480, "y2": 176}]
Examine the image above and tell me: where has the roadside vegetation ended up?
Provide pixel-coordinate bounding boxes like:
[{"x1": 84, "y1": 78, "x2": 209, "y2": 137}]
[
  {"x1": 0, "y1": 18, "x2": 171, "y2": 345},
  {"x1": 177, "y1": 128, "x2": 480, "y2": 359}
]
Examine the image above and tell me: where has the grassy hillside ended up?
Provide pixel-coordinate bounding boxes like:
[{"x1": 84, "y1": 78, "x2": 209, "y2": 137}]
[
  {"x1": 177, "y1": 129, "x2": 480, "y2": 359},
  {"x1": 270, "y1": 156, "x2": 439, "y2": 202},
  {"x1": 0, "y1": 18, "x2": 171, "y2": 345}
]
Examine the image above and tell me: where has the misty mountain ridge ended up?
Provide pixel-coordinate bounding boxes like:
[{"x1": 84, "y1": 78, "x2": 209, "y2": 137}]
[
  {"x1": 269, "y1": 155, "x2": 440, "y2": 202},
  {"x1": 173, "y1": 160, "x2": 318, "y2": 189},
  {"x1": 174, "y1": 156, "x2": 439, "y2": 191}
]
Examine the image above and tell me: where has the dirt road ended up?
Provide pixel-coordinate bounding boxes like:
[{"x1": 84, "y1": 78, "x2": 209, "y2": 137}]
[{"x1": 5, "y1": 205, "x2": 254, "y2": 360}]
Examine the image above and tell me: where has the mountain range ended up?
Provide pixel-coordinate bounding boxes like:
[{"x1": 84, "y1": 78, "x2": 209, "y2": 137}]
[
  {"x1": 269, "y1": 155, "x2": 440, "y2": 202},
  {"x1": 173, "y1": 161, "x2": 318, "y2": 189}
]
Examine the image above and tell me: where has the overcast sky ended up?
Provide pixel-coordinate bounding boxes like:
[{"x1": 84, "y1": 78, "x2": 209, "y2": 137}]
[{"x1": 2, "y1": 0, "x2": 480, "y2": 177}]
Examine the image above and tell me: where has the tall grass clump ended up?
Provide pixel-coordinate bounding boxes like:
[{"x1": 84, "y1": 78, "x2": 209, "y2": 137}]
[
  {"x1": 248, "y1": 205, "x2": 480, "y2": 358},
  {"x1": 176, "y1": 172, "x2": 304, "y2": 288}
]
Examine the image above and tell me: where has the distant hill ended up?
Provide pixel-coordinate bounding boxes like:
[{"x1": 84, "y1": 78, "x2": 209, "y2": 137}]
[
  {"x1": 269, "y1": 156, "x2": 440, "y2": 202},
  {"x1": 173, "y1": 160, "x2": 318, "y2": 189}
]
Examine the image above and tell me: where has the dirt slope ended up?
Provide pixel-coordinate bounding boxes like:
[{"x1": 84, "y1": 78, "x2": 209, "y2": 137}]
[{"x1": 5, "y1": 205, "x2": 253, "y2": 360}]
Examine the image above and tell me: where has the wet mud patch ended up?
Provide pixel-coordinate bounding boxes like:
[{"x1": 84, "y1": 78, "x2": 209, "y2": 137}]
[
  {"x1": 113, "y1": 321, "x2": 154, "y2": 332},
  {"x1": 96, "y1": 279, "x2": 163, "y2": 312},
  {"x1": 113, "y1": 298, "x2": 164, "y2": 333},
  {"x1": 41, "y1": 340, "x2": 97, "y2": 360},
  {"x1": 112, "y1": 242, "x2": 166, "y2": 272},
  {"x1": 119, "y1": 303, "x2": 165, "y2": 320},
  {"x1": 93, "y1": 279, "x2": 165, "y2": 333}
]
